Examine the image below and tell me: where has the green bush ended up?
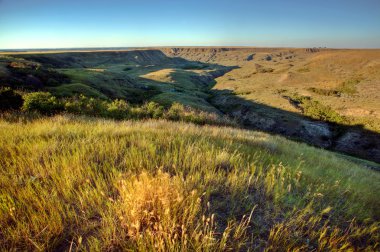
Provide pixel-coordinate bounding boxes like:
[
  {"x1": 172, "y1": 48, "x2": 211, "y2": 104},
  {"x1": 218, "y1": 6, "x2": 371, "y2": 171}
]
[
  {"x1": 22, "y1": 92, "x2": 63, "y2": 115},
  {"x1": 166, "y1": 102, "x2": 185, "y2": 120},
  {"x1": 337, "y1": 79, "x2": 360, "y2": 95},
  {"x1": 64, "y1": 97, "x2": 84, "y2": 114},
  {"x1": 0, "y1": 87, "x2": 23, "y2": 111},
  {"x1": 142, "y1": 101, "x2": 164, "y2": 119},
  {"x1": 64, "y1": 95, "x2": 107, "y2": 116},
  {"x1": 165, "y1": 102, "x2": 227, "y2": 126},
  {"x1": 308, "y1": 79, "x2": 361, "y2": 97},
  {"x1": 17, "y1": 92, "x2": 234, "y2": 126},
  {"x1": 289, "y1": 94, "x2": 345, "y2": 124},
  {"x1": 106, "y1": 99, "x2": 129, "y2": 119},
  {"x1": 181, "y1": 63, "x2": 207, "y2": 70}
]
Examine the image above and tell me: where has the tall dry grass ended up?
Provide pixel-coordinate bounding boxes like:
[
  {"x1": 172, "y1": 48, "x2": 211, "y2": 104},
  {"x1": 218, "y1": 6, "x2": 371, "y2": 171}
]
[{"x1": 0, "y1": 115, "x2": 379, "y2": 251}]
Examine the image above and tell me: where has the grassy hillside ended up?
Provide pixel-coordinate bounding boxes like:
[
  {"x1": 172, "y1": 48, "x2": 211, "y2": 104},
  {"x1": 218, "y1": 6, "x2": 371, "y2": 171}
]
[
  {"x1": 162, "y1": 48, "x2": 380, "y2": 131},
  {"x1": 0, "y1": 50, "x2": 228, "y2": 108},
  {"x1": 161, "y1": 48, "x2": 380, "y2": 162},
  {"x1": 0, "y1": 115, "x2": 379, "y2": 251}
]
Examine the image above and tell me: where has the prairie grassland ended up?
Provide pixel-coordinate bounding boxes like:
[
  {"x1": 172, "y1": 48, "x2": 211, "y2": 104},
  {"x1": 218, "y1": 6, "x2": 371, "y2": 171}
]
[
  {"x1": 162, "y1": 48, "x2": 380, "y2": 132},
  {"x1": 0, "y1": 115, "x2": 379, "y2": 251}
]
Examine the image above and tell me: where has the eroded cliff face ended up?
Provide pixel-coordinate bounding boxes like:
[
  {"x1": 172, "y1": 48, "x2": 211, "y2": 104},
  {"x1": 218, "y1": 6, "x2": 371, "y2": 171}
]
[
  {"x1": 19, "y1": 50, "x2": 185, "y2": 68},
  {"x1": 210, "y1": 92, "x2": 380, "y2": 163},
  {"x1": 160, "y1": 47, "x2": 291, "y2": 65}
]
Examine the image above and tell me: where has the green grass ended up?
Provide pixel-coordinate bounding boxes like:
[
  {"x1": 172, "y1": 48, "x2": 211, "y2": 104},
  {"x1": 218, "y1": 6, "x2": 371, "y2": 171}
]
[
  {"x1": 59, "y1": 68, "x2": 160, "y2": 102},
  {"x1": 140, "y1": 68, "x2": 222, "y2": 112},
  {"x1": 49, "y1": 83, "x2": 108, "y2": 99},
  {"x1": 180, "y1": 63, "x2": 208, "y2": 70},
  {"x1": 0, "y1": 115, "x2": 379, "y2": 251},
  {"x1": 151, "y1": 92, "x2": 218, "y2": 113},
  {"x1": 1, "y1": 52, "x2": 225, "y2": 112},
  {"x1": 337, "y1": 78, "x2": 361, "y2": 95},
  {"x1": 308, "y1": 78, "x2": 361, "y2": 97},
  {"x1": 287, "y1": 93, "x2": 346, "y2": 124}
]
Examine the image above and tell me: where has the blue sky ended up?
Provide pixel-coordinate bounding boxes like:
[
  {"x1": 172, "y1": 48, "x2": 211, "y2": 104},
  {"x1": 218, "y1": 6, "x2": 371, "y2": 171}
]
[{"x1": 0, "y1": 0, "x2": 379, "y2": 49}]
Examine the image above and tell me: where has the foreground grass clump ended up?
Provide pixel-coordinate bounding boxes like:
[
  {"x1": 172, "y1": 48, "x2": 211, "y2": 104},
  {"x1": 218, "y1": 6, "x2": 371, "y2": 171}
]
[
  {"x1": 0, "y1": 115, "x2": 379, "y2": 251},
  {"x1": 113, "y1": 171, "x2": 251, "y2": 251}
]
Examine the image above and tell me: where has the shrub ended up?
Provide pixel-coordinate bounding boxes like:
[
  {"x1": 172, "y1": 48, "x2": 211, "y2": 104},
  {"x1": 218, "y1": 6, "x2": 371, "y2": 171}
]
[
  {"x1": 308, "y1": 87, "x2": 340, "y2": 97},
  {"x1": 106, "y1": 99, "x2": 129, "y2": 119},
  {"x1": 83, "y1": 97, "x2": 107, "y2": 116},
  {"x1": 18, "y1": 92, "x2": 234, "y2": 126},
  {"x1": 165, "y1": 102, "x2": 235, "y2": 126},
  {"x1": 288, "y1": 94, "x2": 345, "y2": 124},
  {"x1": 22, "y1": 92, "x2": 63, "y2": 115},
  {"x1": 166, "y1": 102, "x2": 185, "y2": 120},
  {"x1": 64, "y1": 95, "x2": 107, "y2": 116},
  {"x1": 64, "y1": 96, "x2": 84, "y2": 114},
  {"x1": 0, "y1": 87, "x2": 23, "y2": 111},
  {"x1": 141, "y1": 101, "x2": 164, "y2": 119},
  {"x1": 308, "y1": 79, "x2": 361, "y2": 97},
  {"x1": 181, "y1": 63, "x2": 207, "y2": 70},
  {"x1": 337, "y1": 79, "x2": 360, "y2": 95}
]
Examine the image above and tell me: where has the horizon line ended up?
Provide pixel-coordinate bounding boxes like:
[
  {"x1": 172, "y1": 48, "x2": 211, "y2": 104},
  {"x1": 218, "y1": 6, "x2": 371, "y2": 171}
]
[{"x1": 1, "y1": 45, "x2": 380, "y2": 51}]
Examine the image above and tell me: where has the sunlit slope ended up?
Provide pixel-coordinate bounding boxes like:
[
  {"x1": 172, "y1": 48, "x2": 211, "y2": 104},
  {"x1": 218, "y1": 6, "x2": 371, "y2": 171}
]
[
  {"x1": 0, "y1": 115, "x2": 379, "y2": 251},
  {"x1": 162, "y1": 48, "x2": 380, "y2": 132}
]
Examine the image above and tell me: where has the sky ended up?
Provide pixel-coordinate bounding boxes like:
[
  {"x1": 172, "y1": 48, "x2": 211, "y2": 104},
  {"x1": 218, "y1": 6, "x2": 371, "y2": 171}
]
[{"x1": 0, "y1": 0, "x2": 380, "y2": 49}]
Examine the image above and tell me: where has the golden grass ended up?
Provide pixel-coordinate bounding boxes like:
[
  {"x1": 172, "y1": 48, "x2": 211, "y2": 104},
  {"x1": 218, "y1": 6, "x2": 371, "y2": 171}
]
[
  {"x1": 141, "y1": 69, "x2": 176, "y2": 83},
  {"x1": 165, "y1": 48, "x2": 380, "y2": 132},
  {"x1": 0, "y1": 115, "x2": 379, "y2": 250}
]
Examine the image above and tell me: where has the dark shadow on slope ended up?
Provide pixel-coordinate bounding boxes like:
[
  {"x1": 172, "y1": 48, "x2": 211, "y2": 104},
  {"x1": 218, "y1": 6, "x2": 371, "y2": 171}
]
[{"x1": 208, "y1": 88, "x2": 380, "y2": 165}]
